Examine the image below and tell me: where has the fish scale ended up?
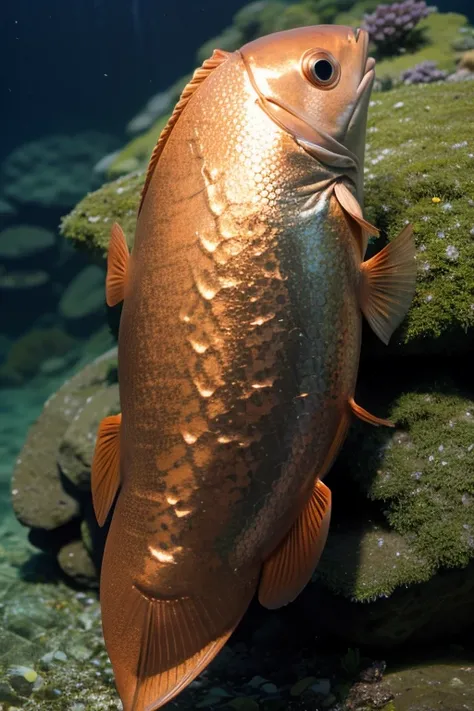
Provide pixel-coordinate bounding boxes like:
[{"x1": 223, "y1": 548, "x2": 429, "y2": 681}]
[{"x1": 90, "y1": 25, "x2": 417, "y2": 711}]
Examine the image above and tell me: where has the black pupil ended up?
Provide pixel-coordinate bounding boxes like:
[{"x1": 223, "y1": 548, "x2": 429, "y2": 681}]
[{"x1": 313, "y1": 59, "x2": 333, "y2": 82}]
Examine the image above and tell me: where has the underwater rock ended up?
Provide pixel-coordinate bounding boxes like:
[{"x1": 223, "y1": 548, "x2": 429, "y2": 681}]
[
  {"x1": 58, "y1": 382, "x2": 120, "y2": 491},
  {"x1": 0, "y1": 271, "x2": 55, "y2": 344},
  {"x1": 58, "y1": 264, "x2": 106, "y2": 335},
  {"x1": 11, "y1": 348, "x2": 117, "y2": 531},
  {"x1": 303, "y1": 359, "x2": 474, "y2": 646},
  {"x1": 384, "y1": 658, "x2": 474, "y2": 710},
  {"x1": 0, "y1": 224, "x2": 56, "y2": 268},
  {"x1": 0, "y1": 328, "x2": 78, "y2": 387},
  {"x1": 57, "y1": 539, "x2": 97, "y2": 587},
  {"x1": 363, "y1": 80, "x2": 474, "y2": 355},
  {"x1": 61, "y1": 79, "x2": 474, "y2": 355},
  {"x1": 60, "y1": 170, "x2": 143, "y2": 257},
  {"x1": 0, "y1": 132, "x2": 119, "y2": 210},
  {"x1": 0, "y1": 196, "x2": 17, "y2": 217}
]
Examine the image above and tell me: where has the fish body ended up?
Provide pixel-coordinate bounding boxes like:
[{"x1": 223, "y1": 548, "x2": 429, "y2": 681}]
[{"x1": 91, "y1": 25, "x2": 416, "y2": 711}]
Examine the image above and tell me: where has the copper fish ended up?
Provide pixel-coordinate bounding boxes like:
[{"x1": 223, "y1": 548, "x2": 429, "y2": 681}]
[{"x1": 91, "y1": 24, "x2": 416, "y2": 711}]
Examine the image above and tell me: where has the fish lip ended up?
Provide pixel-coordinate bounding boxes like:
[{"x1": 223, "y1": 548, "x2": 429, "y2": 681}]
[{"x1": 253, "y1": 94, "x2": 360, "y2": 173}]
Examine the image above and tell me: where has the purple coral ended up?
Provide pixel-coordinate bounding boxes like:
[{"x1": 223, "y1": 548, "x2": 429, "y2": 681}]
[
  {"x1": 363, "y1": 1, "x2": 434, "y2": 56},
  {"x1": 400, "y1": 60, "x2": 448, "y2": 84}
]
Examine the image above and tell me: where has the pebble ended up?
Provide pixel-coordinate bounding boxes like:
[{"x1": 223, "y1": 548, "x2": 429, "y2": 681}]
[
  {"x1": 290, "y1": 677, "x2": 317, "y2": 696},
  {"x1": 310, "y1": 678, "x2": 331, "y2": 696},
  {"x1": 0, "y1": 680, "x2": 20, "y2": 705},
  {"x1": 195, "y1": 688, "x2": 233, "y2": 707},
  {"x1": 322, "y1": 693, "x2": 337, "y2": 708},
  {"x1": 248, "y1": 676, "x2": 268, "y2": 689},
  {"x1": 208, "y1": 687, "x2": 232, "y2": 698},
  {"x1": 7, "y1": 666, "x2": 38, "y2": 696},
  {"x1": 450, "y1": 677, "x2": 464, "y2": 687},
  {"x1": 227, "y1": 698, "x2": 260, "y2": 711},
  {"x1": 260, "y1": 683, "x2": 278, "y2": 694}
]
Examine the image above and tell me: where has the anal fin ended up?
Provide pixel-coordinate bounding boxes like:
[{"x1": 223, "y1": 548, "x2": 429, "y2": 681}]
[
  {"x1": 106, "y1": 223, "x2": 130, "y2": 307},
  {"x1": 349, "y1": 397, "x2": 394, "y2": 427},
  {"x1": 258, "y1": 479, "x2": 331, "y2": 610},
  {"x1": 91, "y1": 413, "x2": 121, "y2": 526},
  {"x1": 360, "y1": 223, "x2": 417, "y2": 345}
]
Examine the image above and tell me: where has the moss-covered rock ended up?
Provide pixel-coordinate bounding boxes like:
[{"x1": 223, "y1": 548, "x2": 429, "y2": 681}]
[
  {"x1": 61, "y1": 80, "x2": 474, "y2": 355},
  {"x1": 60, "y1": 170, "x2": 143, "y2": 257},
  {"x1": 363, "y1": 80, "x2": 474, "y2": 353}
]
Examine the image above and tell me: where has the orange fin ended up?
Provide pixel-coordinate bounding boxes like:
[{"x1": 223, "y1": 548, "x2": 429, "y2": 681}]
[
  {"x1": 360, "y1": 223, "x2": 417, "y2": 345},
  {"x1": 106, "y1": 223, "x2": 130, "y2": 307},
  {"x1": 91, "y1": 413, "x2": 121, "y2": 526},
  {"x1": 349, "y1": 397, "x2": 394, "y2": 428},
  {"x1": 138, "y1": 49, "x2": 231, "y2": 214},
  {"x1": 258, "y1": 479, "x2": 331, "y2": 610},
  {"x1": 334, "y1": 181, "x2": 380, "y2": 256},
  {"x1": 108, "y1": 577, "x2": 258, "y2": 711}
]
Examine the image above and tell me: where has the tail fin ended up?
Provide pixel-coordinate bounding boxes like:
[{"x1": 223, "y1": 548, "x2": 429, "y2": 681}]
[{"x1": 100, "y1": 538, "x2": 259, "y2": 711}]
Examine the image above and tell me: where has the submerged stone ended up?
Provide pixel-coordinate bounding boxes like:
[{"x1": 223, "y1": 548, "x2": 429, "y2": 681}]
[{"x1": 11, "y1": 348, "x2": 117, "y2": 531}]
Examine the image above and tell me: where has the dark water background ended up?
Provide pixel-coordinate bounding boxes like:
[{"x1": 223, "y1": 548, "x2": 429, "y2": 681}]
[{"x1": 0, "y1": 0, "x2": 245, "y2": 162}]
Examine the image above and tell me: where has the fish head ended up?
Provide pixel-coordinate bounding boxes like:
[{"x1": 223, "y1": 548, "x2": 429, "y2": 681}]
[{"x1": 240, "y1": 25, "x2": 375, "y2": 186}]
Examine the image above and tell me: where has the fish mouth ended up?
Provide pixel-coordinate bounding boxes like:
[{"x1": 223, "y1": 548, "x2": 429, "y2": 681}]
[{"x1": 239, "y1": 33, "x2": 375, "y2": 176}]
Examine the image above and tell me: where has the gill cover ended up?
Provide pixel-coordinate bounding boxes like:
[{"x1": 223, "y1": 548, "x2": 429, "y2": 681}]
[{"x1": 239, "y1": 25, "x2": 375, "y2": 188}]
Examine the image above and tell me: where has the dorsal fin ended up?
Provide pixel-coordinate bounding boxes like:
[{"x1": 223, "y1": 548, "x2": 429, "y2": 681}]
[{"x1": 138, "y1": 48, "x2": 231, "y2": 215}]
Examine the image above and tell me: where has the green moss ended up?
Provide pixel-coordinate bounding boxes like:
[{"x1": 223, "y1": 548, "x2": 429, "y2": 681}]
[
  {"x1": 107, "y1": 114, "x2": 169, "y2": 179},
  {"x1": 364, "y1": 80, "x2": 474, "y2": 350},
  {"x1": 375, "y1": 13, "x2": 468, "y2": 80},
  {"x1": 60, "y1": 171, "x2": 143, "y2": 257},
  {"x1": 314, "y1": 359, "x2": 473, "y2": 603},
  {"x1": 317, "y1": 521, "x2": 434, "y2": 602},
  {"x1": 348, "y1": 386, "x2": 474, "y2": 572}
]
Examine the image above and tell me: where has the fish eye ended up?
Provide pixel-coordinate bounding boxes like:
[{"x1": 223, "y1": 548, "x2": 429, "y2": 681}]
[{"x1": 301, "y1": 50, "x2": 341, "y2": 90}]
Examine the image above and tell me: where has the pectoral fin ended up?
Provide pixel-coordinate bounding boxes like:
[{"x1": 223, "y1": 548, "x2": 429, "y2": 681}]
[
  {"x1": 91, "y1": 413, "x2": 121, "y2": 526},
  {"x1": 258, "y1": 479, "x2": 331, "y2": 610},
  {"x1": 360, "y1": 223, "x2": 417, "y2": 345},
  {"x1": 334, "y1": 181, "x2": 379, "y2": 256},
  {"x1": 106, "y1": 223, "x2": 130, "y2": 307}
]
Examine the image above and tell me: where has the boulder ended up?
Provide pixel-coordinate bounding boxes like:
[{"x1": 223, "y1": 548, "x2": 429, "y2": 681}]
[
  {"x1": 11, "y1": 348, "x2": 117, "y2": 531},
  {"x1": 58, "y1": 264, "x2": 106, "y2": 335},
  {"x1": 0, "y1": 132, "x2": 120, "y2": 210}
]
